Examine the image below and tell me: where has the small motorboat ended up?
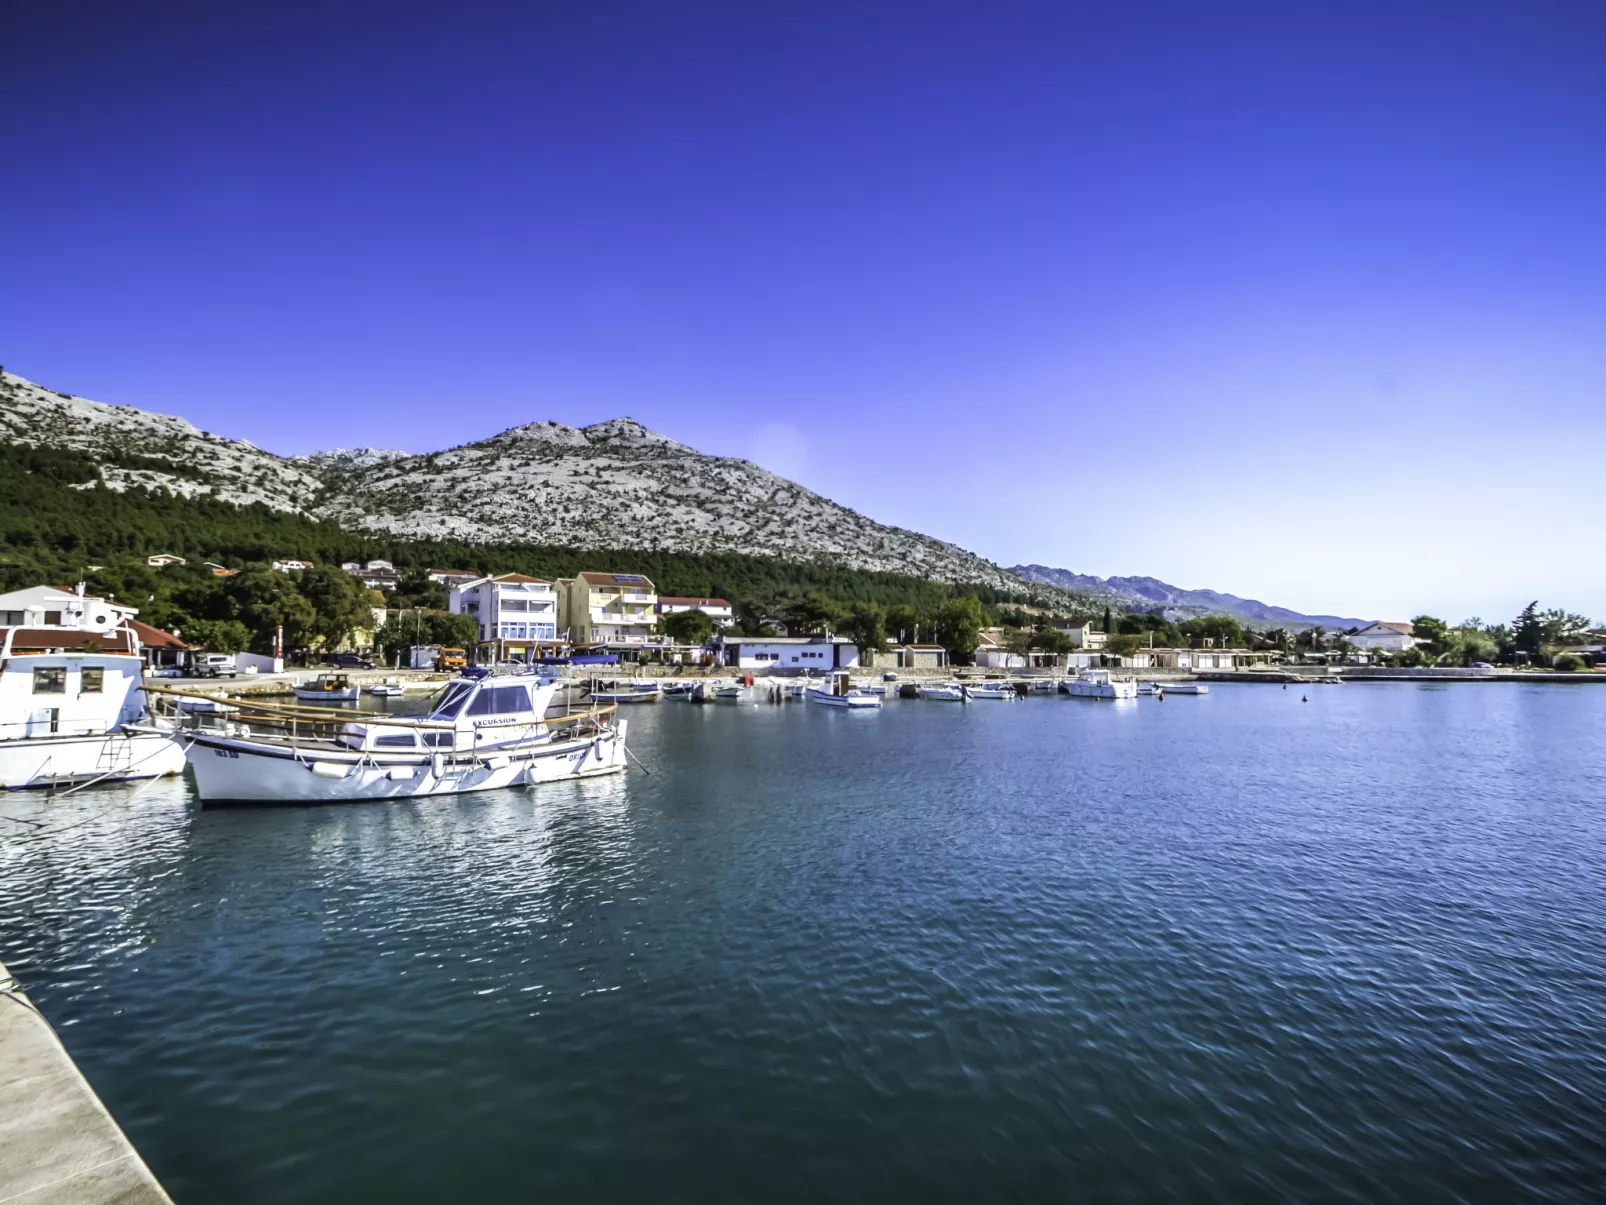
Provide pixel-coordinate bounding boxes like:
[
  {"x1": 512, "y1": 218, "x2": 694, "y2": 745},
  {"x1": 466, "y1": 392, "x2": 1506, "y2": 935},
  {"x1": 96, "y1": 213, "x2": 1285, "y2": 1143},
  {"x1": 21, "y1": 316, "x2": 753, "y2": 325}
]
[
  {"x1": 713, "y1": 682, "x2": 745, "y2": 703},
  {"x1": 661, "y1": 682, "x2": 696, "y2": 698},
  {"x1": 1161, "y1": 682, "x2": 1209, "y2": 695},
  {"x1": 962, "y1": 683, "x2": 1015, "y2": 700},
  {"x1": 365, "y1": 681, "x2": 406, "y2": 697},
  {"x1": 589, "y1": 680, "x2": 661, "y2": 704},
  {"x1": 808, "y1": 671, "x2": 881, "y2": 708},
  {"x1": 1032, "y1": 679, "x2": 1057, "y2": 693},
  {"x1": 920, "y1": 684, "x2": 965, "y2": 701},
  {"x1": 295, "y1": 673, "x2": 359, "y2": 702},
  {"x1": 1137, "y1": 682, "x2": 1161, "y2": 695},
  {"x1": 1060, "y1": 669, "x2": 1138, "y2": 700}
]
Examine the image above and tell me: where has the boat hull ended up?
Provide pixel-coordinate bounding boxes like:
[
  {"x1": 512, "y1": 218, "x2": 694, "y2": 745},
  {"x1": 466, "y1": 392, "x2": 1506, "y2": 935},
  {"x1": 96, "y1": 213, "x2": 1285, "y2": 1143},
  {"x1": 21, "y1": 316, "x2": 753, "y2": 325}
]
[
  {"x1": 1061, "y1": 682, "x2": 1138, "y2": 699},
  {"x1": 0, "y1": 728, "x2": 187, "y2": 790},
  {"x1": 807, "y1": 690, "x2": 880, "y2": 708},
  {"x1": 295, "y1": 689, "x2": 360, "y2": 702},
  {"x1": 184, "y1": 722, "x2": 629, "y2": 804}
]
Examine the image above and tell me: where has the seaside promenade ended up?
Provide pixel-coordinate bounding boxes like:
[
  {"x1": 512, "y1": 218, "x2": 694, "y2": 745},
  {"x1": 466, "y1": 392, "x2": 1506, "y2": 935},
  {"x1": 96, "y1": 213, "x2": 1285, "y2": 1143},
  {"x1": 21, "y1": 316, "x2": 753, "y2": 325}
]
[{"x1": 0, "y1": 959, "x2": 171, "y2": 1204}]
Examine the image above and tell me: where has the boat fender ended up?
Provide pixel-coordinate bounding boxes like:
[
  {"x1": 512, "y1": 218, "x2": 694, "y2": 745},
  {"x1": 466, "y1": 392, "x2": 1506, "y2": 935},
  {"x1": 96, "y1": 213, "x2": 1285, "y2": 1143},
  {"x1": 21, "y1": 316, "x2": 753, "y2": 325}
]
[
  {"x1": 310, "y1": 761, "x2": 351, "y2": 779},
  {"x1": 431, "y1": 753, "x2": 446, "y2": 778},
  {"x1": 387, "y1": 766, "x2": 419, "y2": 780},
  {"x1": 486, "y1": 754, "x2": 511, "y2": 770}
]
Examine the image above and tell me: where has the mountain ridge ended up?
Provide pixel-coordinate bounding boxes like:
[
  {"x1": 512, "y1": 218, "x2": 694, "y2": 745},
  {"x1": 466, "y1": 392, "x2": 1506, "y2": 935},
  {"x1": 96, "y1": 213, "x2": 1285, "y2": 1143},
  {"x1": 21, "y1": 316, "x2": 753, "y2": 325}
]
[{"x1": 1008, "y1": 564, "x2": 1371, "y2": 629}]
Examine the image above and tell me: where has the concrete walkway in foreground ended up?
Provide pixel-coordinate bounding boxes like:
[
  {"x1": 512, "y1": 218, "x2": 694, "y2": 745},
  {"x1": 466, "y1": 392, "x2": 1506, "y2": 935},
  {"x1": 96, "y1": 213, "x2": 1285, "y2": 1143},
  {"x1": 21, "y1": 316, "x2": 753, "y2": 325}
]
[{"x1": 0, "y1": 960, "x2": 171, "y2": 1205}]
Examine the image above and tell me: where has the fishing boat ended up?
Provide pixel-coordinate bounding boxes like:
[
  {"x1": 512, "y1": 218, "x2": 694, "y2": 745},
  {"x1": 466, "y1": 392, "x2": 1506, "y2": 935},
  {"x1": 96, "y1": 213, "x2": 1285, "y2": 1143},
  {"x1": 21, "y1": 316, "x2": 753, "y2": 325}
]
[
  {"x1": 1060, "y1": 669, "x2": 1138, "y2": 700},
  {"x1": 962, "y1": 683, "x2": 1015, "y2": 700},
  {"x1": 661, "y1": 681, "x2": 696, "y2": 698},
  {"x1": 148, "y1": 674, "x2": 626, "y2": 805},
  {"x1": 588, "y1": 680, "x2": 661, "y2": 704},
  {"x1": 295, "y1": 673, "x2": 359, "y2": 702},
  {"x1": 364, "y1": 681, "x2": 406, "y2": 697},
  {"x1": 0, "y1": 622, "x2": 186, "y2": 790},
  {"x1": 808, "y1": 671, "x2": 881, "y2": 709},
  {"x1": 919, "y1": 683, "x2": 965, "y2": 701}
]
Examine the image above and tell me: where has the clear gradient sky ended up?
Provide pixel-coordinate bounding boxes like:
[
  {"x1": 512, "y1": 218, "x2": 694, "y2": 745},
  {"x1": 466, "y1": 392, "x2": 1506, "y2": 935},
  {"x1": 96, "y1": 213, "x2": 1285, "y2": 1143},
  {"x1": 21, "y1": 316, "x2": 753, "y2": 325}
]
[{"x1": 4, "y1": 1, "x2": 1603, "y2": 624}]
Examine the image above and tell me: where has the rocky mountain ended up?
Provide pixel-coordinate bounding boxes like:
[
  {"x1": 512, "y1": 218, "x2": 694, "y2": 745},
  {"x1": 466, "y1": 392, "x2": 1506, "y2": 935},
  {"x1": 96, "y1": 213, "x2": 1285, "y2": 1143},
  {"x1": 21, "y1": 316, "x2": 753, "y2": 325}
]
[
  {"x1": 1010, "y1": 564, "x2": 1369, "y2": 629},
  {"x1": 0, "y1": 369, "x2": 1022, "y2": 591}
]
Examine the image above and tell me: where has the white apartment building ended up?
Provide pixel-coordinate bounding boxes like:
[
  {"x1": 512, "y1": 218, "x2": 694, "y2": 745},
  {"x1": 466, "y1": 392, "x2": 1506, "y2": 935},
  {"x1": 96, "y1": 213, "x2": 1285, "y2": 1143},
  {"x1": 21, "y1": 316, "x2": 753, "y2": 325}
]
[
  {"x1": 557, "y1": 573, "x2": 659, "y2": 645},
  {"x1": 450, "y1": 574, "x2": 561, "y2": 655},
  {"x1": 655, "y1": 596, "x2": 734, "y2": 628},
  {"x1": 1349, "y1": 622, "x2": 1418, "y2": 653}
]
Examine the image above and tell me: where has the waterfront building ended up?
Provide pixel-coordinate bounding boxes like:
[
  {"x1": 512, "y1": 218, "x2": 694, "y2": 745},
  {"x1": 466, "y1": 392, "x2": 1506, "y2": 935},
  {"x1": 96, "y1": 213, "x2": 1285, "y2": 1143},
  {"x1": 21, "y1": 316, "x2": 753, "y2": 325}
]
[
  {"x1": 1348, "y1": 622, "x2": 1419, "y2": 653},
  {"x1": 128, "y1": 619, "x2": 189, "y2": 671},
  {"x1": 1124, "y1": 646, "x2": 1269, "y2": 670},
  {"x1": 718, "y1": 635, "x2": 859, "y2": 671},
  {"x1": 450, "y1": 574, "x2": 562, "y2": 660},
  {"x1": 1051, "y1": 620, "x2": 1108, "y2": 649},
  {"x1": 341, "y1": 559, "x2": 399, "y2": 590},
  {"x1": 0, "y1": 584, "x2": 137, "y2": 632},
  {"x1": 655, "y1": 596, "x2": 734, "y2": 628},
  {"x1": 865, "y1": 643, "x2": 949, "y2": 670},
  {"x1": 973, "y1": 629, "x2": 1062, "y2": 669},
  {"x1": 557, "y1": 573, "x2": 659, "y2": 645}
]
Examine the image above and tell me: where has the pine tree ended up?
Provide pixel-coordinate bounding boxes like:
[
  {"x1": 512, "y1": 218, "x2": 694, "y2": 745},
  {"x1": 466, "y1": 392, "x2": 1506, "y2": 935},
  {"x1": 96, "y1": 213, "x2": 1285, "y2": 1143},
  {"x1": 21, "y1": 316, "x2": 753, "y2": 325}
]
[{"x1": 1513, "y1": 601, "x2": 1543, "y2": 660}]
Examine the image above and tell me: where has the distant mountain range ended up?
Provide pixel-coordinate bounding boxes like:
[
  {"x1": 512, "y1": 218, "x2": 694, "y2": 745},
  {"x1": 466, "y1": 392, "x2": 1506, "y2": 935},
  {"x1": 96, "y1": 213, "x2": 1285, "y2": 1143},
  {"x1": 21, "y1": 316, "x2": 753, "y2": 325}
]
[
  {"x1": 1009, "y1": 565, "x2": 1370, "y2": 629},
  {"x1": 0, "y1": 368, "x2": 1366, "y2": 627}
]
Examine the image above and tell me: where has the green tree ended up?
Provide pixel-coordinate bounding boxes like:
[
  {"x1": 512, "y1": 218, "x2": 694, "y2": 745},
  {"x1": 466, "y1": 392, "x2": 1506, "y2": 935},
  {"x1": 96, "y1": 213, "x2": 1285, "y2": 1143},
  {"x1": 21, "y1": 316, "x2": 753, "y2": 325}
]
[
  {"x1": 780, "y1": 593, "x2": 846, "y2": 636},
  {"x1": 1032, "y1": 627, "x2": 1073, "y2": 656},
  {"x1": 664, "y1": 608, "x2": 715, "y2": 646},
  {"x1": 1552, "y1": 652, "x2": 1590, "y2": 672},
  {"x1": 1003, "y1": 626, "x2": 1037, "y2": 664},
  {"x1": 1101, "y1": 606, "x2": 1112, "y2": 634},
  {"x1": 841, "y1": 604, "x2": 886, "y2": 662},
  {"x1": 225, "y1": 568, "x2": 316, "y2": 652},
  {"x1": 1107, "y1": 633, "x2": 1143, "y2": 659},
  {"x1": 1395, "y1": 647, "x2": 1428, "y2": 667},
  {"x1": 1180, "y1": 615, "x2": 1246, "y2": 649},
  {"x1": 297, "y1": 565, "x2": 378, "y2": 650},
  {"x1": 1513, "y1": 601, "x2": 1543, "y2": 661},
  {"x1": 934, "y1": 597, "x2": 988, "y2": 664},
  {"x1": 179, "y1": 618, "x2": 249, "y2": 654},
  {"x1": 1411, "y1": 615, "x2": 1450, "y2": 654},
  {"x1": 885, "y1": 603, "x2": 924, "y2": 644}
]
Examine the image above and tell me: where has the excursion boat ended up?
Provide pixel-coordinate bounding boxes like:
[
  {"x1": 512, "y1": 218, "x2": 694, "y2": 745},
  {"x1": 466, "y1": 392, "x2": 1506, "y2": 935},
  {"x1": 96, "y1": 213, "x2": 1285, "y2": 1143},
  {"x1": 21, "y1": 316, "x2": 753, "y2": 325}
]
[
  {"x1": 962, "y1": 683, "x2": 1015, "y2": 700},
  {"x1": 0, "y1": 623, "x2": 186, "y2": 790},
  {"x1": 807, "y1": 671, "x2": 882, "y2": 709},
  {"x1": 919, "y1": 683, "x2": 965, "y2": 702},
  {"x1": 1060, "y1": 669, "x2": 1138, "y2": 700},
  {"x1": 588, "y1": 680, "x2": 661, "y2": 704},
  {"x1": 148, "y1": 674, "x2": 626, "y2": 805},
  {"x1": 295, "y1": 673, "x2": 359, "y2": 702}
]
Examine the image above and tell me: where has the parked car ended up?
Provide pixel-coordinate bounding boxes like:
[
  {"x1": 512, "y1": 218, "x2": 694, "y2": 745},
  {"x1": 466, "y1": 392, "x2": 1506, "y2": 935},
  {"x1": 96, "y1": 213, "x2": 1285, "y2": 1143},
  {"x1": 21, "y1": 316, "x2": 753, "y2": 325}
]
[
  {"x1": 323, "y1": 652, "x2": 376, "y2": 670},
  {"x1": 192, "y1": 653, "x2": 238, "y2": 679}
]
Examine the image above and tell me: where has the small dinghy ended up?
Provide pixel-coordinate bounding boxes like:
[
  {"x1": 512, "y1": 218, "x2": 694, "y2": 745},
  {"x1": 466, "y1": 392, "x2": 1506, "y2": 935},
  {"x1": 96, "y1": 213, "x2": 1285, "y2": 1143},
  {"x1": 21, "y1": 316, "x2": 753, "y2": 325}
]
[
  {"x1": 962, "y1": 683, "x2": 1015, "y2": 700},
  {"x1": 365, "y1": 681, "x2": 406, "y2": 697},
  {"x1": 919, "y1": 684, "x2": 965, "y2": 701}
]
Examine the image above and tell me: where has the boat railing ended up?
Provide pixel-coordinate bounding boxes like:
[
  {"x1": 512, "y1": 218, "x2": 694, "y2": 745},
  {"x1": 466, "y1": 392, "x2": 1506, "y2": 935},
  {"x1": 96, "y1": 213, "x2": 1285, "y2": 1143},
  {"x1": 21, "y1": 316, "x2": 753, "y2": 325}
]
[{"x1": 141, "y1": 685, "x2": 619, "y2": 747}]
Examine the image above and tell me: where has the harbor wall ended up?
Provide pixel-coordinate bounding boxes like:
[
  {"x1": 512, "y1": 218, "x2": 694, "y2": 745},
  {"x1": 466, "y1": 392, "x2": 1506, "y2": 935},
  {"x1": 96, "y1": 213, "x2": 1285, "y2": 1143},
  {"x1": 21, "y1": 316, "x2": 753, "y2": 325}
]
[{"x1": 0, "y1": 959, "x2": 172, "y2": 1204}]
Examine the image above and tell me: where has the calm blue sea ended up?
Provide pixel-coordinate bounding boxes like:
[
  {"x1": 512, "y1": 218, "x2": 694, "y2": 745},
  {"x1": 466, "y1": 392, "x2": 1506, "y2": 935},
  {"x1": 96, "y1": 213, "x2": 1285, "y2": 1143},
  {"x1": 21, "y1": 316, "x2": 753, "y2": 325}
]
[{"x1": 4, "y1": 683, "x2": 1606, "y2": 1203}]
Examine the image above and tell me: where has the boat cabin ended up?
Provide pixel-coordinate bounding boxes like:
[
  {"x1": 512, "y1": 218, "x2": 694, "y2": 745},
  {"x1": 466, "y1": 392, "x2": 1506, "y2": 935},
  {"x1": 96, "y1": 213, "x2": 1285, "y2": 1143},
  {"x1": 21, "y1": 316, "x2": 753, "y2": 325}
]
[
  {"x1": 0, "y1": 627, "x2": 147, "y2": 740},
  {"x1": 339, "y1": 676, "x2": 562, "y2": 754}
]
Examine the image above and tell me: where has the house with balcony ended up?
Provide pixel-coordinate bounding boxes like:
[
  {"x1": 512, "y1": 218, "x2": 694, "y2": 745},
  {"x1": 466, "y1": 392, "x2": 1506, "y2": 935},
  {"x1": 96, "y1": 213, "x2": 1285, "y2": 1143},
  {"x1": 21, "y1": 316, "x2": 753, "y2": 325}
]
[
  {"x1": 1052, "y1": 620, "x2": 1107, "y2": 649},
  {"x1": 0, "y1": 585, "x2": 139, "y2": 632},
  {"x1": 1348, "y1": 622, "x2": 1417, "y2": 653},
  {"x1": 449, "y1": 574, "x2": 562, "y2": 661},
  {"x1": 341, "y1": 559, "x2": 398, "y2": 591},
  {"x1": 655, "y1": 596, "x2": 734, "y2": 629},
  {"x1": 557, "y1": 573, "x2": 660, "y2": 646}
]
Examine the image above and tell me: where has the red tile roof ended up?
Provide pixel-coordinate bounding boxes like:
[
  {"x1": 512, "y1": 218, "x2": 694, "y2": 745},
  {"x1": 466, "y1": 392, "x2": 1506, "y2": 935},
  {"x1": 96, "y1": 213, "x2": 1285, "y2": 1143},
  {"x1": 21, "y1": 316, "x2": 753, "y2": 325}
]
[
  {"x1": 128, "y1": 619, "x2": 189, "y2": 650},
  {"x1": 578, "y1": 571, "x2": 655, "y2": 587},
  {"x1": 2, "y1": 627, "x2": 138, "y2": 654}
]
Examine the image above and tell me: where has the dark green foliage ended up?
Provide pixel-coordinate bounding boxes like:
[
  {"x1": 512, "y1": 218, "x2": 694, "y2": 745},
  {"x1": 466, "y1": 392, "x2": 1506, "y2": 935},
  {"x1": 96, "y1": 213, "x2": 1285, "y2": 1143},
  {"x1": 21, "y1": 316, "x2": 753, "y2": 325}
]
[
  {"x1": 663, "y1": 609, "x2": 714, "y2": 646},
  {"x1": 1552, "y1": 653, "x2": 1589, "y2": 673},
  {"x1": 1513, "y1": 601, "x2": 1543, "y2": 660}
]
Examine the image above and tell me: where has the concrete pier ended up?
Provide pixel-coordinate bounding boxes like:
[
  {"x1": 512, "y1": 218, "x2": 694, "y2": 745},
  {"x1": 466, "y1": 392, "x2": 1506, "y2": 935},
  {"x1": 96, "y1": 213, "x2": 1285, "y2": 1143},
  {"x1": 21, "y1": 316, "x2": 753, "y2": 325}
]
[{"x1": 0, "y1": 960, "x2": 172, "y2": 1204}]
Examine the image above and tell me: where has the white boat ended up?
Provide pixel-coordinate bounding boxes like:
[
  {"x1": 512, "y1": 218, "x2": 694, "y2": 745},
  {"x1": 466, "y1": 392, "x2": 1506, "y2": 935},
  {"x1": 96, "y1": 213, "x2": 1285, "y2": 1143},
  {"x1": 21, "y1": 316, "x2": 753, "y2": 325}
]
[
  {"x1": 1160, "y1": 682, "x2": 1209, "y2": 695},
  {"x1": 962, "y1": 683, "x2": 1016, "y2": 700},
  {"x1": 0, "y1": 623, "x2": 186, "y2": 790},
  {"x1": 1137, "y1": 682, "x2": 1161, "y2": 695},
  {"x1": 150, "y1": 675, "x2": 626, "y2": 804},
  {"x1": 1060, "y1": 669, "x2": 1138, "y2": 700},
  {"x1": 713, "y1": 682, "x2": 745, "y2": 702},
  {"x1": 848, "y1": 682, "x2": 888, "y2": 698},
  {"x1": 588, "y1": 680, "x2": 661, "y2": 704},
  {"x1": 661, "y1": 682, "x2": 696, "y2": 698},
  {"x1": 919, "y1": 684, "x2": 965, "y2": 701},
  {"x1": 364, "y1": 681, "x2": 406, "y2": 697},
  {"x1": 808, "y1": 671, "x2": 882, "y2": 709},
  {"x1": 1032, "y1": 679, "x2": 1057, "y2": 693},
  {"x1": 295, "y1": 673, "x2": 359, "y2": 702}
]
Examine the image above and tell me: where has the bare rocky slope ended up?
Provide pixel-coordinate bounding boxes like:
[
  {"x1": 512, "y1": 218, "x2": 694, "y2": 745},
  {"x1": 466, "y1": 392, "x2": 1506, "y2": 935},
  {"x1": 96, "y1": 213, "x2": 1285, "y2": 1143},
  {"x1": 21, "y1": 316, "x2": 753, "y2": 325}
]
[
  {"x1": 0, "y1": 370, "x2": 1026, "y2": 592},
  {"x1": 1010, "y1": 564, "x2": 1370, "y2": 628}
]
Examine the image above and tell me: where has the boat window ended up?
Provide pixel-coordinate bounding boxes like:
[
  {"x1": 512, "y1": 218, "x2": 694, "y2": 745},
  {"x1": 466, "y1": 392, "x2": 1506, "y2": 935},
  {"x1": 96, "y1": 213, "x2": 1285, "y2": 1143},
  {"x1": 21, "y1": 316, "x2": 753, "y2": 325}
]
[
  {"x1": 33, "y1": 668, "x2": 66, "y2": 694},
  {"x1": 431, "y1": 683, "x2": 472, "y2": 719},
  {"x1": 375, "y1": 733, "x2": 418, "y2": 748},
  {"x1": 468, "y1": 685, "x2": 531, "y2": 716},
  {"x1": 80, "y1": 667, "x2": 105, "y2": 693},
  {"x1": 421, "y1": 731, "x2": 455, "y2": 747}
]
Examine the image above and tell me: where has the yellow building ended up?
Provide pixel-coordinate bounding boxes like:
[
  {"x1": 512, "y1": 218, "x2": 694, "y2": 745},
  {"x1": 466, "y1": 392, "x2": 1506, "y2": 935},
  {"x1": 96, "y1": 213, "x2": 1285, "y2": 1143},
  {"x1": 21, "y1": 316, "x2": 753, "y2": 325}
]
[{"x1": 557, "y1": 572, "x2": 659, "y2": 645}]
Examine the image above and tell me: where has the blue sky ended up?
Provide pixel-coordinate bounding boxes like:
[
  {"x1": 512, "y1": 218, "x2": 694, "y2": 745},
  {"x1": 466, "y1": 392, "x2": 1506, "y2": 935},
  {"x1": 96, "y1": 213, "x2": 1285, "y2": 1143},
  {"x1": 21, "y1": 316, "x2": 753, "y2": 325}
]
[{"x1": 4, "y1": 1, "x2": 1603, "y2": 623}]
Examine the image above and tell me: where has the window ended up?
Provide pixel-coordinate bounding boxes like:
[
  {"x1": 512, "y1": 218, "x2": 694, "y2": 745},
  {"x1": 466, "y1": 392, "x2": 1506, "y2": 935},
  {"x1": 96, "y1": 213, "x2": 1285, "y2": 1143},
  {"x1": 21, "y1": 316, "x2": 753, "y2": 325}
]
[
  {"x1": 33, "y1": 668, "x2": 66, "y2": 693},
  {"x1": 44, "y1": 611, "x2": 62, "y2": 625},
  {"x1": 80, "y1": 667, "x2": 104, "y2": 693},
  {"x1": 421, "y1": 731, "x2": 455, "y2": 747},
  {"x1": 500, "y1": 598, "x2": 529, "y2": 612},
  {"x1": 375, "y1": 733, "x2": 419, "y2": 749},
  {"x1": 2, "y1": 611, "x2": 22, "y2": 625},
  {"x1": 468, "y1": 685, "x2": 530, "y2": 716},
  {"x1": 431, "y1": 683, "x2": 473, "y2": 719}
]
